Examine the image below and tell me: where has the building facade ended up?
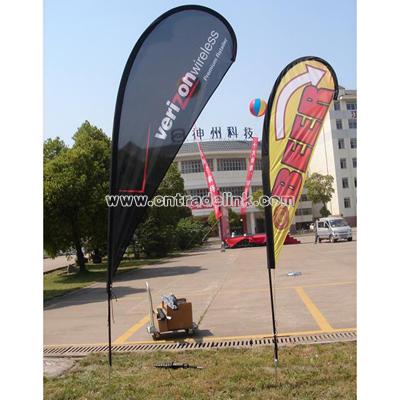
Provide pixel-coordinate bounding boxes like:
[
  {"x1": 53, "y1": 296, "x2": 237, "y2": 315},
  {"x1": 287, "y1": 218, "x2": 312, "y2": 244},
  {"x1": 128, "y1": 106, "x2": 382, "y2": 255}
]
[
  {"x1": 175, "y1": 141, "x2": 314, "y2": 234},
  {"x1": 174, "y1": 87, "x2": 356, "y2": 233},
  {"x1": 309, "y1": 86, "x2": 357, "y2": 226}
]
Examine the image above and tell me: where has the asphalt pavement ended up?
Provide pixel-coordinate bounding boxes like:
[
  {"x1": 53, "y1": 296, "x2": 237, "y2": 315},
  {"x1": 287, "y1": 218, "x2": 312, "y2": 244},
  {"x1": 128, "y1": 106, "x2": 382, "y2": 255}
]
[
  {"x1": 43, "y1": 255, "x2": 75, "y2": 273},
  {"x1": 44, "y1": 231, "x2": 356, "y2": 346}
]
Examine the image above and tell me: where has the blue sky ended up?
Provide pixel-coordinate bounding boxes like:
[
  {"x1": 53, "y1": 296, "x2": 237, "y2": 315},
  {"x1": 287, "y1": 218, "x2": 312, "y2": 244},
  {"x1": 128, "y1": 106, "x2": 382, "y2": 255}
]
[{"x1": 44, "y1": 0, "x2": 356, "y2": 144}]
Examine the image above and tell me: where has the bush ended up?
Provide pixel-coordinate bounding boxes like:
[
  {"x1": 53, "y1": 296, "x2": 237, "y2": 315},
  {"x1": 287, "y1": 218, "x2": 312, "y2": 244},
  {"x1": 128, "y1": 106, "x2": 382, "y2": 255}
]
[
  {"x1": 134, "y1": 164, "x2": 192, "y2": 258},
  {"x1": 207, "y1": 208, "x2": 243, "y2": 235},
  {"x1": 136, "y1": 216, "x2": 176, "y2": 257},
  {"x1": 175, "y1": 217, "x2": 206, "y2": 250},
  {"x1": 319, "y1": 205, "x2": 331, "y2": 217}
]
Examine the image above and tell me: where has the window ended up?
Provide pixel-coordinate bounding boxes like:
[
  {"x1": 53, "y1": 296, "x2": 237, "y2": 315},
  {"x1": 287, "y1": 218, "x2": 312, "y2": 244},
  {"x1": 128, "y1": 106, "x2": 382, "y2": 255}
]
[
  {"x1": 181, "y1": 159, "x2": 213, "y2": 174},
  {"x1": 330, "y1": 219, "x2": 348, "y2": 228},
  {"x1": 334, "y1": 101, "x2": 341, "y2": 111},
  {"x1": 336, "y1": 119, "x2": 343, "y2": 130},
  {"x1": 217, "y1": 158, "x2": 246, "y2": 171},
  {"x1": 350, "y1": 138, "x2": 357, "y2": 148},
  {"x1": 300, "y1": 194, "x2": 308, "y2": 201},
  {"x1": 254, "y1": 158, "x2": 263, "y2": 170},
  {"x1": 342, "y1": 177, "x2": 349, "y2": 188},
  {"x1": 354, "y1": 177, "x2": 357, "y2": 188},
  {"x1": 295, "y1": 208, "x2": 312, "y2": 216},
  {"x1": 219, "y1": 186, "x2": 245, "y2": 196},
  {"x1": 344, "y1": 197, "x2": 351, "y2": 208},
  {"x1": 340, "y1": 158, "x2": 347, "y2": 169},
  {"x1": 352, "y1": 157, "x2": 357, "y2": 168},
  {"x1": 338, "y1": 138, "x2": 345, "y2": 149},
  {"x1": 187, "y1": 188, "x2": 209, "y2": 198},
  {"x1": 346, "y1": 102, "x2": 357, "y2": 110},
  {"x1": 219, "y1": 187, "x2": 245, "y2": 206},
  {"x1": 349, "y1": 119, "x2": 357, "y2": 129},
  {"x1": 181, "y1": 160, "x2": 201, "y2": 174}
]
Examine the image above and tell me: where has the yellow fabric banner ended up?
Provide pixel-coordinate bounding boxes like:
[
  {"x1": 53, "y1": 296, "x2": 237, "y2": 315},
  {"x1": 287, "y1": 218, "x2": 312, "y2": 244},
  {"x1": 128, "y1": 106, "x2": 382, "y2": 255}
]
[{"x1": 262, "y1": 57, "x2": 338, "y2": 267}]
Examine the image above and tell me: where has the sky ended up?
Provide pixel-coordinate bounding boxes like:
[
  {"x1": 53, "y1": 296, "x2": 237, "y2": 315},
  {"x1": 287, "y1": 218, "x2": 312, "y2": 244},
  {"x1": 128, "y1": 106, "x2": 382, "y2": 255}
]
[{"x1": 44, "y1": 0, "x2": 356, "y2": 145}]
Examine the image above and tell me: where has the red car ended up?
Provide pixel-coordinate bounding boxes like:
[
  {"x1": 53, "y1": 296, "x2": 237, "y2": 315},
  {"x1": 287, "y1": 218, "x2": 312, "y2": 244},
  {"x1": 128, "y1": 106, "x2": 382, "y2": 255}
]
[{"x1": 224, "y1": 233, "x2": 300, "y2": 248}]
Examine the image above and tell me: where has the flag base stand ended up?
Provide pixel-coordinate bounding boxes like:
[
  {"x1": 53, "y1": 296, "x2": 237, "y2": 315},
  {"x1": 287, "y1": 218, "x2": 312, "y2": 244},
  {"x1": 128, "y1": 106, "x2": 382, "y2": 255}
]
[{"x1": 273, "y1": 357, "x2": 279, "y2": 385}]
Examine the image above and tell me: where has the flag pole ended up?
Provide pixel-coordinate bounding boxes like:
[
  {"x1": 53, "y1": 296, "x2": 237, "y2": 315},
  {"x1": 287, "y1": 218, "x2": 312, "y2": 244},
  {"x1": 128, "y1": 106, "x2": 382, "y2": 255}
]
[
  {"x1": 264, "y1": 211, "x2": 279, "y2": 371},
  {"x1": 267, "y1": 266, "x2": 278, "y2": 368},
  {"x1": 106, "y1": 198, "x2": 114, "y2": 368},
  {"x1": 262, "y1": 141, "x2": 279, "y2": 370},
  {"x1": 107, "y1": 280, "x2": 112, "y2": 367}
]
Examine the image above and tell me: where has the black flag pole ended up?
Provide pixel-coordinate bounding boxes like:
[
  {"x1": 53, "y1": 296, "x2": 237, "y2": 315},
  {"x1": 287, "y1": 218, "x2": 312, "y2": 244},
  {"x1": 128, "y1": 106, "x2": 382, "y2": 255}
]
[
  {"x1": 107, "y1": 113, "x2": 118, "y2": 368},
  {"x1": 268, "y1": 267, "x2": 279, "y2": 367},
  {"x1": 263, "y1": 174, "x2": 279, "y2": 368},
  {"x1": 107, "y1": 204, "x2": 114, "y2": 368},
  {"x1": 107, "y1": 282, "x2": 112, "y2": 367},
  {"x1": 261, "y1": 118, "x2": 279, "y2": 369}
]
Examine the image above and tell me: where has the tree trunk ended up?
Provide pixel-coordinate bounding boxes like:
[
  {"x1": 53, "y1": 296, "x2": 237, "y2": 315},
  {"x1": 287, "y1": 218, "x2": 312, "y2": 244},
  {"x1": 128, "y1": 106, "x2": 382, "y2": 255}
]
[
  {"x1": 92, "y1": 248, "x2": 102, "y2": 264},
  {"x1": 133, "y1": 240, "x2": 140, "y2": 259},
  {"x1": 71, "y1": 220, "x2": 86, "y2": 272},
  {"x1": 75, "y1": 243, "x2": 86, "y2": 272}
]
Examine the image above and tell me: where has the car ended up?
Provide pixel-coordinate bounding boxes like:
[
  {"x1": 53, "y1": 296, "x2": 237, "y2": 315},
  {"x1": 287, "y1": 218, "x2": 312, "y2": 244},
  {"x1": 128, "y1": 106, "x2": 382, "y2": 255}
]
[{"x1": 316, "y1": 217, "x2": 352, "y2": 243}]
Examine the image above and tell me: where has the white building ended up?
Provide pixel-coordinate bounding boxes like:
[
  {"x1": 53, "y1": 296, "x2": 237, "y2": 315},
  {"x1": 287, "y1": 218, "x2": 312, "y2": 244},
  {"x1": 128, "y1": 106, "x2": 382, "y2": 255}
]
[
  {"x1": 310, "y1": 86, "x2": 357, "y2": 226},
  {"x1": 175, "y1": 87, "x2": 357, "y2": 232},
  {"x1": 175, "y1": 141, "x2": 314, "y2": 234}
]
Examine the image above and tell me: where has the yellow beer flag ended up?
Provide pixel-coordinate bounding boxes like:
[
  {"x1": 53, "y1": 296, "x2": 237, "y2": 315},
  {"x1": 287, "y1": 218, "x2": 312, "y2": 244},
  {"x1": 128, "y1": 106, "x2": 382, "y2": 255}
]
[{"x1": 262, "y1": 57, "x2": 338, "y2": 267}]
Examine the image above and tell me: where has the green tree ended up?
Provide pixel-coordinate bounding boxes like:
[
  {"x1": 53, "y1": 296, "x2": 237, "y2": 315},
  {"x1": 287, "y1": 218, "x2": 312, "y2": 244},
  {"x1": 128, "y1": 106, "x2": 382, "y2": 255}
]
[
  {"x1": 304, "y1": 173, "x2": 335, "y2": 218},
  {"x1": 135, "y1": 163, "x2": 192, "y2": 257},
  {"x1": 207, "y1": 207, "x2": 243, "y2": 235},
  {"x1": 43, "y1": 137, "x2": 67, "y2": 161},
  {"x1": 251, "y1": 189, "x2": 264, "y2": 211},
  {"x1": 228, "y1": 208, "x2": 242, "y2": 232},
  {"x1": 175, "y1": 217, "x2": 207, "y2": 250},
  {"x1": 44, "y1": 121, "x2": 111, "y2": 271}
]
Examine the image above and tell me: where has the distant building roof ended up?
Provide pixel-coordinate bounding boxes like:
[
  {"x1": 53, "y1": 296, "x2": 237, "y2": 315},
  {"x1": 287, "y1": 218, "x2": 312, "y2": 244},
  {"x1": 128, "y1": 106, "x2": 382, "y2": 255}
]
[
  {"x1": 177, "y1": 140, "x2": 261, "y2": 155},
  {"x1": 338, "y1": 86, "x2": 357, "y2": 100}
]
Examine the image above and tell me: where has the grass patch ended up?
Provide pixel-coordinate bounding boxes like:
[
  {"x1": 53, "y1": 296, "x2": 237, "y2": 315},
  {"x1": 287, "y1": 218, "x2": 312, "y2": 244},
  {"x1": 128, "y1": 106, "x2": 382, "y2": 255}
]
[
  {"x1": 44, "y1": 342, "x2": 356, "y2": 399},
  {"x1": 44, "y1": 258, "x2": 166, "y2": 302}
]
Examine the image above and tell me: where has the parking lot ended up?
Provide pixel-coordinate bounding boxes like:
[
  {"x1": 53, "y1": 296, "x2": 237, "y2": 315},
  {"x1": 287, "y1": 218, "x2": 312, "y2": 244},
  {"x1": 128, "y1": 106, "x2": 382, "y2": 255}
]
[{"x1": 44, "y1": 232, "x2": 356, "y2": 346}]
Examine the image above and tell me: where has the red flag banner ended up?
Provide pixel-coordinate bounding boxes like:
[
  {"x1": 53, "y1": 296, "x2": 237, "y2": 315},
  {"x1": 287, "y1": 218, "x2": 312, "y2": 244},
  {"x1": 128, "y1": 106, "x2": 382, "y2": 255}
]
[
  {"x1": 198, "y1": 142, "x2": 222, "y2": 219},
  {"x1": 220, "y1": 206, "x2": 230, "y2": 241},
  {"x1": 240, "y1": 137, "x2": 259, "y2": 215}
]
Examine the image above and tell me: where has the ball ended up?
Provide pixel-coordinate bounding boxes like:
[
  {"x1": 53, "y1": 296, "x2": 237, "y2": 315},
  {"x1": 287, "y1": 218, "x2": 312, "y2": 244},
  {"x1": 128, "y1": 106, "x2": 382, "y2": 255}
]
[{"x1": 249, "y1": 98, "x2": 267, "y2": 117}]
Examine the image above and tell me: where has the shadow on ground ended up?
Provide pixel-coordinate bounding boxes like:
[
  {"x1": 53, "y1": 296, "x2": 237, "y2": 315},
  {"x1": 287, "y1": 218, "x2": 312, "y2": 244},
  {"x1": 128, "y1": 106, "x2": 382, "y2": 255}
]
[
  {"x1": 44, "y1": 286, "x2": 147, "y2": 310},
  {"x1": 115, "y1": 265, "x2": 206, "y2": 282},
  {"x1": 152, "y1": 328, "x2": 214, "y2": 342},
  {"x1": 45, "y1": 265, "x2": 205, "y2": 310}
]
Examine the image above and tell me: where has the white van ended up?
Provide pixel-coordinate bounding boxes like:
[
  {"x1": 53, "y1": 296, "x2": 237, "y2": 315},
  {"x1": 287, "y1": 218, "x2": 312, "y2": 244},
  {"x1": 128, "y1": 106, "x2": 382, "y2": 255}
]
[{"x1": 316, "y1": 217, "x2": 352, "y2": 243}]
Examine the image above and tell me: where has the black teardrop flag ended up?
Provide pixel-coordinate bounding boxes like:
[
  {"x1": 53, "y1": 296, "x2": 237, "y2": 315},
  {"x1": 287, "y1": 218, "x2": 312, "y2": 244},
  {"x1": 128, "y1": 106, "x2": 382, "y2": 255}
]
[
  {"x1": 108, "y1": 5, "x2": 236, "y2": 278},
  {"x1": 106, "y1": 5, "x2": 236, "y2": 365}
]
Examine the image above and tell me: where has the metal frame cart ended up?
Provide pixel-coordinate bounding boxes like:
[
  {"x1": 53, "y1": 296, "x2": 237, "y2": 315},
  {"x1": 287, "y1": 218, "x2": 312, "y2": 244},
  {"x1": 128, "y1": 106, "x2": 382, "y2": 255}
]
[{"x1": 146, "y1": 282, "x2": 197, "y2": 340}]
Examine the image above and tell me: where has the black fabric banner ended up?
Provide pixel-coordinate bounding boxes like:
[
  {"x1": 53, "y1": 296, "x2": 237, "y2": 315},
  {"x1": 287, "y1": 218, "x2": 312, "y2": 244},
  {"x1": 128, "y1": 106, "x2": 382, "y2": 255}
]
[{"x1": 108, "y1": 5, "x2": 237, "y2": 281}]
